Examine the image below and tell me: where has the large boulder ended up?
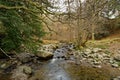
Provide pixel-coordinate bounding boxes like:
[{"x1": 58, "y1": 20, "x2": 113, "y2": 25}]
[
  {"x1": 36, "y1": 51, "x2": 53, "y2": 60},
  {"x1": 36, "y1": 44, "x2": 56, "y2": 60},
  {"x1": 17, "y1": 53, "x2": 35, "y2": 63}
]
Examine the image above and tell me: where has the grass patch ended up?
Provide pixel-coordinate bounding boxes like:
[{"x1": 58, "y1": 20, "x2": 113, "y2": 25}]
[
  {"x1": 94, "y1": 45, "x2": 109, "y2": 49},
  {"x1": 86, "y1": 40, "x2": 109, "y2": 49},
  {"x1": 66, "y1": 65, "x2": 111, "y2": 80}
]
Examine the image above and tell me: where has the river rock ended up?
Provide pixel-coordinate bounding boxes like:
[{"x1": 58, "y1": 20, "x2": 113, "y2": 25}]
[
  {"x1": 14, "y1": 65, "x2": 32, "y2": 74},
  {"x1": 22, "y1": 66, "x2": 32, "y2": 75},
  {"x1": 85, "y1": 49, "x2": 92, "y2": 54},
  {"x1": 114, "y1": 54, "x2": 120, "y2": 61},
  {"x1": 17, "y1": 53, "x2": 35, "y2": 63},
  {"x1": 93, "y1": 60, "x2": 101, "y2": 65},
  {"x1": 40, "y1": 44, "x2": 57, "y2": 52},
  {"x1": 98, "y1": 54, "x2": 103, "y2": 59},
  {"x1": 11, "y1": 65, "x2": 32, "y2": 80},
  {"x1": 109, "y1": 58, "x2": 114, "y2": 64},
  {"x1": 111, "y1": 63, "x2": 119, "y2": 68},
  {"x1": 11, "y1": 72, "x2": 28, "y2": 80},
  {"x1": 93, "y1": 48, "x2": 102, "y2": 53},
  {"x1": 36, "y1": 51, "x2": 53, "y2": 59}
]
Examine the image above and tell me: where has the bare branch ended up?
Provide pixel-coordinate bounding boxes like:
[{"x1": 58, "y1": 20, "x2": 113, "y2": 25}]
[{"x1": 0, "y1": 48, "x2": 12, "y2": 59}]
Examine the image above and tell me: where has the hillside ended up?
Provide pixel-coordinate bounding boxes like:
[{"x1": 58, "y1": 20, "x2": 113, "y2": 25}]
[{"x1": 105, "y1": 29, "x2": 120, "y2": 39}]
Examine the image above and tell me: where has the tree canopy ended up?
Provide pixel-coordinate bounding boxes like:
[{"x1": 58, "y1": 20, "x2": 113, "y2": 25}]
[
  {"x1": 0, "y1": 0, "x2": 53, "y2": 53},
  {"x1": 0, "y1": 0, "x2": 120, "y2": 53}
]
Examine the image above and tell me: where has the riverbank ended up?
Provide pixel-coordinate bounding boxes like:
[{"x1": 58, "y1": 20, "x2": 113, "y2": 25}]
[{"x1": 0, "y1": 38, "x2": 120, "y2": 80}]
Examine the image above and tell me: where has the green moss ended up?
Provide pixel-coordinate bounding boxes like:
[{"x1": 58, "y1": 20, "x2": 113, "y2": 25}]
[
  {"x1": 104, "y1": 50, "x2": 111, "y2": 54},
  {"x1": 117, "y1": 62, "x2": 120, "y2": 66},
  {"x1": 95, "y1": 45, "x2": 108, "y2": 49}
]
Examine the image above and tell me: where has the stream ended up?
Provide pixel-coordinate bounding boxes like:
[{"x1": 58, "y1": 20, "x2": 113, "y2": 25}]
[
  {"x1": 29, "y1": 44, "x2": 113, "y2": 80},
  {"x1": 30, "y1": 44, "x2": 74, "y2": 80},
  {"x1": 0, "y1": 43, "x2": 119, "y2": 80}
]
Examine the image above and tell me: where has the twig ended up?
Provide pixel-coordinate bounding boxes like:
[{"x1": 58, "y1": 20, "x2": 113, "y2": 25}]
[{"x1": 0, "y1": 48, "x2": 12, "y2": 59}]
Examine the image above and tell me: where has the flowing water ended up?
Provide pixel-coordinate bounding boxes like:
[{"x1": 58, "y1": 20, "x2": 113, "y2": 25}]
[
  {"x1": 29, "y1": 58, "x2": 113, "y2": 80},
  {"x1": 0, "y1": 44, "x2": 119, "y2": 80},
  {"x1": 30, "y1": 45, "x2": 113, "y2": 80}
]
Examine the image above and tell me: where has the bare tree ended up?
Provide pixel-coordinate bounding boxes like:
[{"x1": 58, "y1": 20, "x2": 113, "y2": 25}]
[{"x1": 44, "y1": 0, "x2": 120, "y2": 47}]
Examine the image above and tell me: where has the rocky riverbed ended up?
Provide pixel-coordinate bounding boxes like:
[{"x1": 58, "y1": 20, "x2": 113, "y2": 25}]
[{"x1": 0, "y1": 42, "x2": 120, "y2": 80}]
